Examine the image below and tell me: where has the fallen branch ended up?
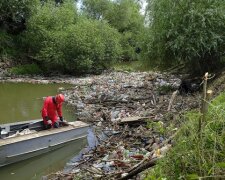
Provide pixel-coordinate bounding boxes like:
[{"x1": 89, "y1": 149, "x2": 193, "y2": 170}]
[{"x1": 118, "y1": 157, "x2": 159, "y2": 180}]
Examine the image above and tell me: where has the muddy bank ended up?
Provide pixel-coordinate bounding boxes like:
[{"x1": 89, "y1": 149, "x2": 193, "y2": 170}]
[{"x1": 0, "y1": 70, "x2": 202, "y2": 179}]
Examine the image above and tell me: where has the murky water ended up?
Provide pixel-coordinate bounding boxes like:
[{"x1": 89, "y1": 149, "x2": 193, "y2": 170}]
[
  {"x1": 0, "y1": 82, "x2": 88, "y2": 179},
  {"x1": 0, "y1": 82, "x2": 74, "y2": 123},
  {"x1": 0, "y1": 138, "x2": 87, "y2": 180}
]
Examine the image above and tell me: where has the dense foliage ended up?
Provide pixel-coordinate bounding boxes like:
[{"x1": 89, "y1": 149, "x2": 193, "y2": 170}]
[
  {"x1": 1, "y1": 0, "x2": 142, "y2": 75},
  {"x1": 144, "y1": 0, "x2": 225, "y2": 74},
  {"x1": 22, "y1": 1, "x2": 122, "y2": 74},
  {"x1": 0, "y1": 0, "x2": 37, "y2": 34},
  {"x1": 0, "y1": 0, "x2": 38, "y2": 61},
  {"x1": 81, "y1": 0, "x2": 145, "y2": 61},
  {"x1": 0, "y1": 0, "x2": 225, "y2": 75}
]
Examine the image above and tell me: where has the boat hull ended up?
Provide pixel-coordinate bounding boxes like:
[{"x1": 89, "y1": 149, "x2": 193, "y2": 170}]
[{"x1": 0, "y1": 121, "x2": 89, "y2": 167}]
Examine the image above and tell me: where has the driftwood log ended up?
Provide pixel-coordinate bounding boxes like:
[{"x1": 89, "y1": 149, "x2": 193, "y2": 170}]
[{"x1": 118, "y1": 157, "x2": 159, "y2": 180}]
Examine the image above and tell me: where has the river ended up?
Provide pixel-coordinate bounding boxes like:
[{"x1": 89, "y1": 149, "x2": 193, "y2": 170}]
[{"x1": 0, "y1": 82, "x2": 88, "y2": 180}]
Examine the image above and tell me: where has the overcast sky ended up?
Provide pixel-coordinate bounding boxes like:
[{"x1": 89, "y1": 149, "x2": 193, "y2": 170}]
[{"x1": 140, "y1": 0, "x2": 147, "y2": 15}]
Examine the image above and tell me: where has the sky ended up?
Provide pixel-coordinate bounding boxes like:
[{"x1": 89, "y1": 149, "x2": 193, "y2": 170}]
[{"x1": 139, "y1": 0, "x2": 147, "y2": 15}]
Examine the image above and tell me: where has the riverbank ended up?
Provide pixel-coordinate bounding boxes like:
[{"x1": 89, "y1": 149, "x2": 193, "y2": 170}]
[{"x1": 0, "y1": 70, "x2": 203, "y2": 179}]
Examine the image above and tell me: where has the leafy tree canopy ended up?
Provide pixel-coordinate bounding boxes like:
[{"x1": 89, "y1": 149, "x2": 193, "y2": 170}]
[
  {"x1": 0, "y1": 0, "x2": 38, "y2": 34},
  {"x1": 82, "y1": 0, "x2": 145, "y2": 61},
  {"x1": 144, "y1": 0, "x2": 225, "y2": 74},
  {"x1": 82, "y1": 0, "x2": 112, "y2": 20}
]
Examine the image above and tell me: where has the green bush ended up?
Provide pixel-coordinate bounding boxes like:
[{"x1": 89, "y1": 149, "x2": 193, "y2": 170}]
[
  {"x1": 24, "y1": 1, "x2": 122, "y2": 75},
  {"x1": 0, "y1": 30, "x2": 13, "y2": 58},
  {"x1": 0, "y1": 30, "x2": 23, "y2": 61},
  {"x1": 10, "y1": 64, "x2": 43, "y2": 75},
  {"x1": 146, "y1": 93, "x2": 225, "y2": 179},
  {"x1": 62, "y1": 18, "x2": 122, "y2": 74}
]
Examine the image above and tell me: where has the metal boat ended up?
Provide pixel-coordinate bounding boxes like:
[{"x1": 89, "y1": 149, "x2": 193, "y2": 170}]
[{"x1": 0, "y1": 119, "x2": 89, "y2": 167}]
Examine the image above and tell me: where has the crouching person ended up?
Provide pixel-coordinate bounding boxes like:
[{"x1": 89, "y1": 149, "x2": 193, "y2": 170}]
[{"x1": 41, "y1": 94, "x2": 67, "y2": 129}]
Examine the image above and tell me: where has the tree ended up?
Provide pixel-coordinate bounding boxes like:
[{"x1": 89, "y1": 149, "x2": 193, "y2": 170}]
[
  {"x1": 62, "y1": 18, "x2": 122, "y2": 74},
  {"x1": 23, "y1": 1, "x2": 78, "y2": 72},
  {"x1": 24, "y1": 1, "x2": 121, "y2": 74},
  {"x1": 0, "y1": 0, "x2": 38, "y2": 34},
  {"x1": 144, "y1": 0, "x2": 225, "y2": 75},
  {"x1": 82, "y1": 0, "x2": 112, "y2": 20},
  {"x1": 108, "y1": 0, "x2": 144, "y2": 61},
  {"x1": 82, "y1": 0, "x2": 145, "y2": 61}
]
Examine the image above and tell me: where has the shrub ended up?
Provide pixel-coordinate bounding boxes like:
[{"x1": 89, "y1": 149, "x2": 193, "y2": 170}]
[
  {"x1": 62, "y1": 18, "x2": 122, "y2": 74},
  {"x1": 24, "y1": 1, "x2": 122, "y2": 75}
]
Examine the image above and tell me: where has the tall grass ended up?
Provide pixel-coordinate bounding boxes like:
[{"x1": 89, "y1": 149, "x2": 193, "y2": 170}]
[{"x1": 146, "y1": 92, "x2": 225, "y2": 180}]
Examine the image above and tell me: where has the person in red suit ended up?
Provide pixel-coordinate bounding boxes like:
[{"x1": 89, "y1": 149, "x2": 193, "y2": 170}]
[{"x1": 41, "y1": 94, "x2": 65, "y2": 129}]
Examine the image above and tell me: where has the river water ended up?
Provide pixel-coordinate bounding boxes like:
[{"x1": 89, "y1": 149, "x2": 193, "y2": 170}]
[
  {"x1": 0, "y1": 82, "x2": 75, "y2": 123},
  {"x1": 0, "y1": 82, "x2": 88, "y2": 179}
]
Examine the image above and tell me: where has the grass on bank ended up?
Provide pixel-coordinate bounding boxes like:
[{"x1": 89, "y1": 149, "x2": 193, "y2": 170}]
[
  {"x1": 10, "y1": 63, "x2": 43, "y2": 75},
  {"x1": 145, "y1": 92, "x2": 225, "y2": 180}
]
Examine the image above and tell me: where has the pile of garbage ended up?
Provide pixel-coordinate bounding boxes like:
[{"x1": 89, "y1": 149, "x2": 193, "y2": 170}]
[
  {"x1": 46, "y1": 71, "x2": 201, "y2": 179},
  {"x1": 64, "y1": 71, "x2": 200, "y2": 124},
  {"x1": 53, "y1": 122, "x2": 174, "y2": 179}
]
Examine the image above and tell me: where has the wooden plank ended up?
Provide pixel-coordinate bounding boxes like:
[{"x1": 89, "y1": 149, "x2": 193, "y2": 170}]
[{"x1": 120, "y1": 116, "x2": 149, "y2": 123}]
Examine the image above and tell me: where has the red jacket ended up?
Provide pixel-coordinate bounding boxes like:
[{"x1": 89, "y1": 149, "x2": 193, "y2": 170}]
[{"x1": 41, "y1": 96, "x2": 63, "y2": 125}]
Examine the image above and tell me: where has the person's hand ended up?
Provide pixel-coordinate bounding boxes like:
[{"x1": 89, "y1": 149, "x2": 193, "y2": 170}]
[
  {"x1": 59, "y1": 116, "x2": 64, "y2": 122},
  {"x1": 47, "y1": 120, "x2": 52, "y2": 124}
]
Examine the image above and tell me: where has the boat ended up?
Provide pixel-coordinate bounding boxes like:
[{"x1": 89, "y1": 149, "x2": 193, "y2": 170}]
[{"x1": 0, "y1": 119, "x2": 89, "y2": 167}]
